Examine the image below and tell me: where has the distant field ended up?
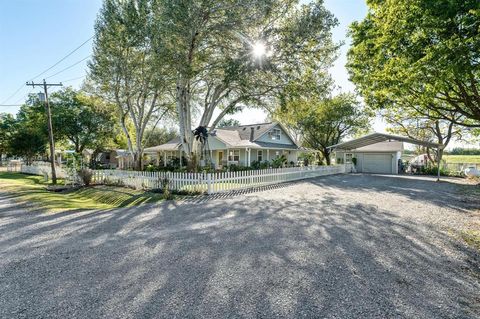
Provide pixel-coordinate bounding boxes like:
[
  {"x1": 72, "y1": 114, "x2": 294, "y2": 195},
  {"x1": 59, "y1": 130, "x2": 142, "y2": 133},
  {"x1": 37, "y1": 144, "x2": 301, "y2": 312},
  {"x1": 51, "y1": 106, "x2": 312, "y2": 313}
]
[{"x1": 443, "y1": 155, "x2": 480, "y2": 164}]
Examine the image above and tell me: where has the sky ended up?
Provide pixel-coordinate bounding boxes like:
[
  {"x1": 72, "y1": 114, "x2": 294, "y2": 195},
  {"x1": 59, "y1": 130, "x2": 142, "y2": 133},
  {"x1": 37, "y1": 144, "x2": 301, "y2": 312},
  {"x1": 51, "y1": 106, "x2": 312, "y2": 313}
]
[{"x1": 0, "y1": 0, "x2": 371, "y2": 117}]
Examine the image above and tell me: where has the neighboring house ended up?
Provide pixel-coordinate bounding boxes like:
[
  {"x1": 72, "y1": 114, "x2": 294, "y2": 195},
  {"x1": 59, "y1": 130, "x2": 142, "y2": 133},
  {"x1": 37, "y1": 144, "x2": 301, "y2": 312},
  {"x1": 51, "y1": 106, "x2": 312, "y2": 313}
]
[
  {"x1": 145, "y1": 122, "x2": 307, "y2": 169},
  {"x1": 94, "y1": 149, "x2": 133, "y2": 169}
]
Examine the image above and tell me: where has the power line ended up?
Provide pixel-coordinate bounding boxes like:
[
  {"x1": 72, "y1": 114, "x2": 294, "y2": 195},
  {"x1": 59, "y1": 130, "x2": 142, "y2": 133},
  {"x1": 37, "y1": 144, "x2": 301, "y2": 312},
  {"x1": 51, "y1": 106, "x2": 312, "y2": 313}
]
[
  {"x1": 0, "y1": 104, "x2": 22, "y2": 107},
  {"x1": 45, "y1": 55, "x2": 91, "y2": 79},
  {"x1": 30, "y1": 36, "x2": 93, "y2": 81},
  {"x1": 62, "y1": 75, "x2": 86, "y2": 83},
  {"x1": 0, "y1": 83, "x2": 24, "y2": 104},
  {"x1": 0, "y1": 36, "x2": 93, "y2": 104}
]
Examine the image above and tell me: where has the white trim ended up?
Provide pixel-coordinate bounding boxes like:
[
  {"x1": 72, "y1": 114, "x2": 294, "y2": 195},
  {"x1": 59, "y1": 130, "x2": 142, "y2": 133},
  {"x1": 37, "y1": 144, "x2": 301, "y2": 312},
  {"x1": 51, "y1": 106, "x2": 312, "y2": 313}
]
[{"x1": 254, "y1": 122, "x2": 299, "y2": 147}]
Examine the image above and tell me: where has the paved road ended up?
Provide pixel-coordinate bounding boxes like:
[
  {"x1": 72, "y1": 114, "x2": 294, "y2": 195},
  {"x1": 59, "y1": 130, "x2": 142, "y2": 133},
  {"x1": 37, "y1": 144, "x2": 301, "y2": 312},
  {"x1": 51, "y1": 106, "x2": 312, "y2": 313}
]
[{"x1": 0, "y1": 174, "x2": 479, "y2": 318}]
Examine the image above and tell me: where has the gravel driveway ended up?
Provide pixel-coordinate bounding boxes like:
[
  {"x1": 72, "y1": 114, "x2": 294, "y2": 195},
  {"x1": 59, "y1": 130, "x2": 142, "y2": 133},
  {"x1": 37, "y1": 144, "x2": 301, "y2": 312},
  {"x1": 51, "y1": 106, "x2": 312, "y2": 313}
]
[{"x1": 0, "y1": 174, "x2": 479, "y2": 318}]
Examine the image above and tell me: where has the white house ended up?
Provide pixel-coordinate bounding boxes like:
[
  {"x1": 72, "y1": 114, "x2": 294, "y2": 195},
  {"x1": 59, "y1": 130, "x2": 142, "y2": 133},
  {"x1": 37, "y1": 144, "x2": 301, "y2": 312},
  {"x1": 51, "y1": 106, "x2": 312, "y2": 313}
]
[{"x1": 145, "y1": 122, "x2": 307, "y2": 168}]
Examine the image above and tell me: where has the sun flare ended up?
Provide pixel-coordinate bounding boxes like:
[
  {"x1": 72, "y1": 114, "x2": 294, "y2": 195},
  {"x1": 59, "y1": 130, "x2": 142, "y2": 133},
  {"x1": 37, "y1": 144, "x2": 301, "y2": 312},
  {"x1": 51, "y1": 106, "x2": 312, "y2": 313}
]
[{"x1": 252, "y1": 41, "x2": 267, "y2": 58}]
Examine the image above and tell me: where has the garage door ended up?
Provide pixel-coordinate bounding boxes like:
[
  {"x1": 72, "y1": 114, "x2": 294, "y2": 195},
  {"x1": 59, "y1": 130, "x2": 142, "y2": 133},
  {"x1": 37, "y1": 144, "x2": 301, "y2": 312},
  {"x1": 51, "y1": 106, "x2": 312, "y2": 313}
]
[{"x1": 363, "y1": 154, "x2": 392, "y2": 174}]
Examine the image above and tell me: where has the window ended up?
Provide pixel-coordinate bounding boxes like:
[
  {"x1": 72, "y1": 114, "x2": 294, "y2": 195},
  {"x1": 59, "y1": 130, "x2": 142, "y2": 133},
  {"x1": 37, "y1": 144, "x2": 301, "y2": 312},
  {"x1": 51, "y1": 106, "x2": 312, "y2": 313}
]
[
  {"x1": 275, "y1": 150, "x2": 280, "y2": 159},
  {"x1": 270, "y1": 129, "x2": 281, "y2": 140},
  {"x1": 228, "y1": 149, "x2": 240, "y2": 162},
  {"x1": 257, "y1": 150, "x2": 263, "y2": 162},
  {"x1": 345, "y1": 153, "x2": 353, "y2": 164}
]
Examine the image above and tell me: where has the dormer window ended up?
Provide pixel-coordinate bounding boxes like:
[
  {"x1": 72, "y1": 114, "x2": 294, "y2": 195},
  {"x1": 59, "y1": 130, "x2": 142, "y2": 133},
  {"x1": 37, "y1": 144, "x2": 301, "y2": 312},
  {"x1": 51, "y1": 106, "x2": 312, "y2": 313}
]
[{"x1": 270, "y1": 128, "x2": 281, "y2": 140}]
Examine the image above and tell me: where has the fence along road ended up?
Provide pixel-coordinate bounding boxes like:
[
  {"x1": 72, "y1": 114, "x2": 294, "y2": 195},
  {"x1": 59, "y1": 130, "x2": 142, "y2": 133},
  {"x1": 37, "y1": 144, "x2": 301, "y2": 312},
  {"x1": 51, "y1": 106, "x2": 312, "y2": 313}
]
[{"x1": 21, "y1": 164, "x2": 347, "y2": 195}]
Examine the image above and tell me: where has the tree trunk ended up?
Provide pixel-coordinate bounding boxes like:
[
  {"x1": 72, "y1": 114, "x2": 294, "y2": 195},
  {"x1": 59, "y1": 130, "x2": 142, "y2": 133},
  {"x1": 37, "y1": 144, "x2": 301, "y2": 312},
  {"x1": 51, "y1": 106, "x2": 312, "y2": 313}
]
[
  {"x1": 176, "y1": 78, "x2": 193, "y2": 163},
  {"x1": 321, "y1": 148, "x2": 331, "y2": 165}
]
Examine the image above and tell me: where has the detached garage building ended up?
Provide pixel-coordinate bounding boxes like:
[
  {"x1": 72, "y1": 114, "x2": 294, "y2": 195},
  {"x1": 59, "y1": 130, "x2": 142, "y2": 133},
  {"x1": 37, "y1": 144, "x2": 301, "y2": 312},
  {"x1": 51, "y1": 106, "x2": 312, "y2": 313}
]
[{"x1": 328, "y1": 133, "x2": 441, "y2": 175}]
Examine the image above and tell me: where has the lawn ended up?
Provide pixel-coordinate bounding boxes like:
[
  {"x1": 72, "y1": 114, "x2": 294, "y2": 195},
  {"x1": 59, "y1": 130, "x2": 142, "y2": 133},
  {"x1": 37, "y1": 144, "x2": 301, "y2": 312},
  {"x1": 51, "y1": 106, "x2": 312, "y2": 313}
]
[
  {"x1": 443, "y1": 155, "x2": 480, "y2": 164},
  {"x1": 0, "y1": 172, "x2": 165, "y2": 213}
]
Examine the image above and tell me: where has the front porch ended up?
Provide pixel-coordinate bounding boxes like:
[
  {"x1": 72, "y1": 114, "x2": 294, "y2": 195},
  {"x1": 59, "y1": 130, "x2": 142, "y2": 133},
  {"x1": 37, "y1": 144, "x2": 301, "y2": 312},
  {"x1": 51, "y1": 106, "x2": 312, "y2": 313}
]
[{"x1": 145, "y1": 147, "x2": 302, "y2": 169}]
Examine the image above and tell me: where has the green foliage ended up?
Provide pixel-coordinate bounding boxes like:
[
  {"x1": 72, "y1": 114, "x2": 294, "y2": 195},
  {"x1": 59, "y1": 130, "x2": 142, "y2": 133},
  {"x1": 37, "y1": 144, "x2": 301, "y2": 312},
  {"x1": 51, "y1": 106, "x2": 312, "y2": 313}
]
[
  {"x1": 217, "y1": 119, "x2": 241, "y2": 128},
  {"x1": 0, "y1": 172, "x2": 165, "y2": 212},
  {"x1": 348, "y1": 0, "x2": 480, "y2": 126},
  {"x1": 9, "y1": 127, "x2": 47, "y2": 164},
  {"x1": 0, "y1": 113, "x2": 16, "y2": 157},
  {"x1": 50, "y1": 88, "x2": 117, "y2": 153},
  {"x1": 250, "y1": 160, "x2": 270, "y2": 170},
  {"x1": 143, "y1": 127, "x2": 177, "y2": 148},
  {"x1": 271, "y1": 155, "x2": 287, "y2": 168},
  {"x1": 448, "y1": 148, "x2": 480, "y2": 156},
  {"x1": 275, "y1": 93, "x2": 371, "y2": 164}
]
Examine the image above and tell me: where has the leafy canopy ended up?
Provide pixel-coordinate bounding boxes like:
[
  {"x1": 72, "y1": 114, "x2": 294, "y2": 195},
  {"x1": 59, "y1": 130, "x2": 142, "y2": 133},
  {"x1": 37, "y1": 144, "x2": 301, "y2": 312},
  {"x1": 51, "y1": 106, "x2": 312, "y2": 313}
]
[{"x1": 348, "y1": 0, "x2": 480, "y2": 126}]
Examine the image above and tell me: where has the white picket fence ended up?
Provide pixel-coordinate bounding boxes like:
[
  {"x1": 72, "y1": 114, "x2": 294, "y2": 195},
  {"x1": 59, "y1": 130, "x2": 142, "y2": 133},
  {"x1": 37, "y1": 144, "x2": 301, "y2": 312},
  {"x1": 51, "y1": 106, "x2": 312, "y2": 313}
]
[
  {"x1": 91, "y1": 165, "x2": 346, "y2": 194},
  {"x1": 20, "y1": 162, "x2": 68, "y2": 179},
  {"x1": 18, "y1": 163, "x2": 347, "y2": 194}
]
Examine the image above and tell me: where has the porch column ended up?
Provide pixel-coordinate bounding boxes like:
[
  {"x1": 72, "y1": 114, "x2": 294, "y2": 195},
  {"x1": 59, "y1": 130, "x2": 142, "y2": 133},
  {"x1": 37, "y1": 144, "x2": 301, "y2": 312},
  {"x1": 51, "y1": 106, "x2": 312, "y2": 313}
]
[
  {"x1": 246, "y1": 148, "x2": 251, "y2": 167},
  {"x1": 156, "y1": 152, "x2": 160, "y2": 166},
  {"x1": 267, "y1": 149, "x2": 270, "y2": 161},
  {"x1": 163, "y1": 151, "x2": 167, "y2": 166}
]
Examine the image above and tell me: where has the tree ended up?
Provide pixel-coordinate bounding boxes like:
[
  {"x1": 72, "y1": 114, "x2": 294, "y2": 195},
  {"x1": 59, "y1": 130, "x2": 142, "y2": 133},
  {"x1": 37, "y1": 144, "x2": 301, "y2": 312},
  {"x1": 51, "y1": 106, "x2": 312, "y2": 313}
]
[
  {"x1": 382, "y1": 107, "x2": 465, "y2": 165},
  {"x1": 143, "y1": 127, "x2": 178, "y2": 148},
  {"x1": 0, "y1": 113, "x2": 15, "y2": 159},
  {"x1": 49, "y1": 88, "x2": 117, "y2": 153},
  {"x1": 348, "y1": 0, "x2": 480, "y2": 126},
  {"x1": 90, "y1": 0, "x2": 175, "y2": 170},
  {"x1": 275, "y1": 93, "x2": 371, "y2": 164},
  {"x1": 9, "y1": 128, "x2": 47, "y2": 165},
  {"x1": 8, "y1": 99, "x2": 49, "y2": 164},
  {"x1": 155, "y1": 0, "x2": 339, "y2": 161},
  {"x1": 217, "y1": 118, "x2": 240, "y2": 128}
]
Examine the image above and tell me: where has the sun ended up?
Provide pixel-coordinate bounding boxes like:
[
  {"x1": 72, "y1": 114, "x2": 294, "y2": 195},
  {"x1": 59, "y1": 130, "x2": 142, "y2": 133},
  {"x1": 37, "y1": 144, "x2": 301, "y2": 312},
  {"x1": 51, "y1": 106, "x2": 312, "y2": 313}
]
[{"x1": 252, "y1": 41, "x2": 267, "y2": 58}]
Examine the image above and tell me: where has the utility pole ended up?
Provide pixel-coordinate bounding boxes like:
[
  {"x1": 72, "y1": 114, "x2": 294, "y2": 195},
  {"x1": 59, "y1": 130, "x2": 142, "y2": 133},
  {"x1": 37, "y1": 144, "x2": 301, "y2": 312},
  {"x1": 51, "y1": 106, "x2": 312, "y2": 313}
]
[{"x1": 26, "y1": 79, "x2": 62, "y2": 185}]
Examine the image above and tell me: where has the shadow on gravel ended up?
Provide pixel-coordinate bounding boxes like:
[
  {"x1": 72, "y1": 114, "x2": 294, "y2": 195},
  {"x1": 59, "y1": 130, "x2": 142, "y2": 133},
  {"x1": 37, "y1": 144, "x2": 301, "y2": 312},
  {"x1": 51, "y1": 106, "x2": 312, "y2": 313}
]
[
  {"x1": 1, "y1": 178, "x2": 480, "y2": 318},
  {"x1": 309, "y1": 173, "x2": 480, "y2": 212}
]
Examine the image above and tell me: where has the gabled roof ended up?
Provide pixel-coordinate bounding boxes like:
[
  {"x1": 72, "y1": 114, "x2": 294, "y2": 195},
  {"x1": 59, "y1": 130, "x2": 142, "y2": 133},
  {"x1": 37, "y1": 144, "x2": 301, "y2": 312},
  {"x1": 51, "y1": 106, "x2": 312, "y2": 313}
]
[
  {"x1": 144, "y1": 137, "x2": 181, "y2": 152},
  {"x1": 327, "y1": 132, "x2": 442, "y2": 151},
  {"x1": 147, "y1": 122, "x2": 302, "y2": 151},
  {"x1": 219, "y1": 122, "x2": 277, "y2": 141}
]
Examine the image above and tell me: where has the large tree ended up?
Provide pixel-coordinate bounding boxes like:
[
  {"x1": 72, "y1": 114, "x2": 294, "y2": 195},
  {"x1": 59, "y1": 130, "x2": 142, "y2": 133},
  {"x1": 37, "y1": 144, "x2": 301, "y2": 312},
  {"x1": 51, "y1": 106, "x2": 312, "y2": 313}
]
[
  {"x1": 0, "y1": 113, "x2": 15, "y2": 159},
  {"x1": 90, "y1": 0, "x2": 175, "y2": 170},
  {"x1": 154, "y1": 0, "x2": 339, "y2": 161},
  {"x1": 50, "y1": 88, "x2": 117, "y2": 153},
  {"x1": 382, "y1": 107, "x2": 465, "y2": 165},
  {"x1": 275, "y1": 93, "x2": 371, "y2": 164},
  {"x1": 348, "y1": 0, "x2": 480, "y2": 126}
]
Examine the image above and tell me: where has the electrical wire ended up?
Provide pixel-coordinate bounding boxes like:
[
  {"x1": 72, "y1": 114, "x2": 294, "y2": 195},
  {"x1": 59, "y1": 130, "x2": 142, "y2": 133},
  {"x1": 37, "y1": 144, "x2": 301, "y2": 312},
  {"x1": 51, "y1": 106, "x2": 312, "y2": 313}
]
[
  {"x1": 45, "y1": 55, "x2": 91, "y2": 79},
  {"x1": 30, "y1": 36, "x2": 93, "y2": 81},
  {"x1": 1, "y1": 36, "x2": 93, "y2": 104}
]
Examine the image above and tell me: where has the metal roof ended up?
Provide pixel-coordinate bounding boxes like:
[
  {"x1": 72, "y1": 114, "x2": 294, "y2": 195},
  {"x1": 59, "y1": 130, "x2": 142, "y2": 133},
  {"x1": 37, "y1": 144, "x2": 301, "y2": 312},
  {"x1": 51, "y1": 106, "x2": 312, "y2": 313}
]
[{"x1": 327, "y1": 132, "x2": 442, "y2": 151}]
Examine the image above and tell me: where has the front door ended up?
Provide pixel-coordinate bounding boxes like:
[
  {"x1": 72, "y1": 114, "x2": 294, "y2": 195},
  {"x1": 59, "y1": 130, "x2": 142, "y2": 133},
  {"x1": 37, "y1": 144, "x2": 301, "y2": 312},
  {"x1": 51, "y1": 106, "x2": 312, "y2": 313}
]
[{"x1": 218, "y1": 151, "x2": 224, "y2": 168}]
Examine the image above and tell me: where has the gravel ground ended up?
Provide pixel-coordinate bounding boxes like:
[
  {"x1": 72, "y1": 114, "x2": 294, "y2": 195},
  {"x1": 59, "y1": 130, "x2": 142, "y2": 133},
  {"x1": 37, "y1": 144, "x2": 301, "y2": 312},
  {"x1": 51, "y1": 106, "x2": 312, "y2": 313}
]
[{"x1": 0, "y1": 173, "x2": 479, "y2": 318}]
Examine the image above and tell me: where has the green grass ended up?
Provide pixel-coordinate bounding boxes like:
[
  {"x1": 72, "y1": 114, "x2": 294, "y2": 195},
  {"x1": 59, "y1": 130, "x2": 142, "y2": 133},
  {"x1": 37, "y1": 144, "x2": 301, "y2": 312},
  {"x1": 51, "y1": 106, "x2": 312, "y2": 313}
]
[
  {"x1": 0, "y1": 172, "x2": 165, "y2": 213},
  {"x1": 461, "y1": 230, "x2": 480, "y2": 251},
  {"x1": 443, "y1": 155, "x2": 480, "y2": 164}
]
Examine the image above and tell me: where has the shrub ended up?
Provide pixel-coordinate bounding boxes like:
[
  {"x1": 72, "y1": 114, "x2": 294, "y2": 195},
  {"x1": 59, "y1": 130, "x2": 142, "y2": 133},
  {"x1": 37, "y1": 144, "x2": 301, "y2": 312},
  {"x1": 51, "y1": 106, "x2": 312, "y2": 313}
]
[
  {"x1": 271, "y1": 155, "x2": 287, "y2": 168},
  {"x1": 77, "y1": 168, "x2": 93, "y2": 186},
  {"x1": 160, "y1": 177, "x2": 173, "y2": 200}
]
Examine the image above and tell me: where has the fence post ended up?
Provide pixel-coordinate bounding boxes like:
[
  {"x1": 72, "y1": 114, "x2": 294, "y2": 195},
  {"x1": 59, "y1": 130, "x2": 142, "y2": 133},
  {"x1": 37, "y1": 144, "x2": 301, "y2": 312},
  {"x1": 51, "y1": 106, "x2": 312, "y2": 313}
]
[{"x1": 206, "y1": 173, "x2": 212, "y2": 195}]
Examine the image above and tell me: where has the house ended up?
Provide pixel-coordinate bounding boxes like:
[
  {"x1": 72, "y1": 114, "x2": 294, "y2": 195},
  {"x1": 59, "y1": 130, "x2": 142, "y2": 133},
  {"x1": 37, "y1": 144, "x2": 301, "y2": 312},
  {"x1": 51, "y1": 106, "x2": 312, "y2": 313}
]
[
  {"x1": 328, "y1": 132, "x2": 441, "y2": 175},
  {"x1": 144, "y1": 122, "x2": 307, "y2": 169}
]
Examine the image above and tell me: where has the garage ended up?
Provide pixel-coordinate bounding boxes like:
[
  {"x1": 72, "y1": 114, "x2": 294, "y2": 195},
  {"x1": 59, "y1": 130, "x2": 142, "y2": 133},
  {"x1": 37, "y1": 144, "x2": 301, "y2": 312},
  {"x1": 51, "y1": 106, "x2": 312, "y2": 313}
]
[
  {"x1": 328, "y1": 132, "x2": 442, "y2": 176},
  {"x1": 363, "y1": 154, "x2": 392, "y2": 174}
]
